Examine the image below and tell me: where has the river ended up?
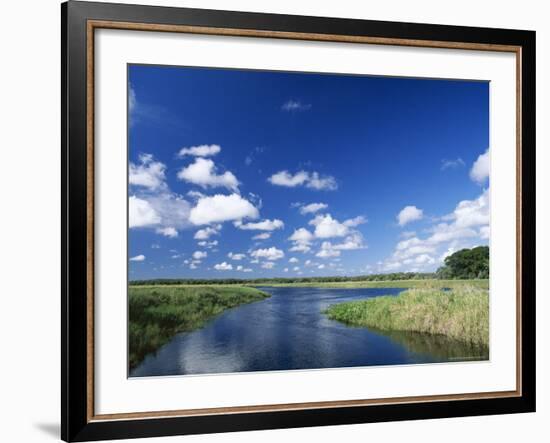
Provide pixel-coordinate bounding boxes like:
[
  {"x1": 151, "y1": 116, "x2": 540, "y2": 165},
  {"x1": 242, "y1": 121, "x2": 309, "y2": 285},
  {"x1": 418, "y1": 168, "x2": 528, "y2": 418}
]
[{"x1": 130, "y1": 286, "x2": 488, "y2": 377}]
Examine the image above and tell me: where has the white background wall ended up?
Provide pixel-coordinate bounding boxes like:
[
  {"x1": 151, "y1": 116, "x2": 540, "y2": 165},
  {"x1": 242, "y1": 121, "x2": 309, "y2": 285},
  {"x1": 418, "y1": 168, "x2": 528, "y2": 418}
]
[{"x1": 0, "y1": 0, "x2": 547, "y2": 442}]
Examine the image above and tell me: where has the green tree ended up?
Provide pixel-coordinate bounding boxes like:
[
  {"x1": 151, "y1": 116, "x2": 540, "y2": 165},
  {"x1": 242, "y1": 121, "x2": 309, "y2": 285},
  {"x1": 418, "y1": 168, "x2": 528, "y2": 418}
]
[{"x1": 436, "y1": 246, "x2": 489, "y2": 279}]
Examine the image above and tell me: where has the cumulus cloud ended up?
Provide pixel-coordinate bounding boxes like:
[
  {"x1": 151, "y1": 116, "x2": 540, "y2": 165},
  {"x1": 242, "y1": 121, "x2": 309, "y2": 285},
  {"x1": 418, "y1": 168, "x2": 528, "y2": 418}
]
[
  {"x1": 289, "y1": 257, "x2": 299, "y2": 263},
  {"x1": 261, "y1": 262, "x2": 276, "y2": 269},
  {"x1": 234, "y1": 219, "x2": 284, "y2": 231},
  {"x1": 129, "y1": 195, "x2": 161, "y2": 228},
  {"x1": 470, "y1": 149, "x2": 490, "y2": 184},
  {"x1": 177, "y1": 144, "x2": 221, "y2": 158},
  {"x1": 228, "y1": 252, "x2": 246, "y2": 261},
  {"x1": 298, "y1": 202, "x2": 328, "y2": 215},
  {"x1": 129, "y1": 151, "x2": 193, "y2": 235},
  {"x1": 380, "y1": 190, "x2": 489, "y2": 272},
  {"x1": 268, "y1": 170, "x2": 337, "y2": 191},
  {"x1": 129, "y1": 154, "x2": 166, "y2": 191},
  {"x1": 177, "y1": 158, "x2": 239, "y2": 191},
  {"x1": 197, "y1": 240, "x2": 218, "y2": 248},
  {"x1": 251, "y1": 247, "x2": 285, "y2": 261},
  {"x1": 253, "y1": 232, "x2": 271, "y2": 241},
  {"x1": 194, "y1": 225, "x2": 221, "y2": 240},
  {"x1": 281, "y1": 100, "x2": 311, "y2": 112},
  {"x1": 288, "y1": 228, "x2": 314, "y2": 243},
  {"x1": 318, "y1": 264, "x2": 325, "y2": 269},
  {"x1": 343, "y1": 216, "x2": 367, "y2": 227},
  {"x1": 155, "y1": 227, "x2": 178, "y2": 238},
  {"x1": 309, "y1": 214, "x2": 350, "y2": 238},
  {"x1": 397, "y1": 206, "x2": 424, "y2": 226},
  {"x1": 214, "y1": 262, "x2": 233, "y2": 271},
  {"x1": 192, "y1": 251, "x2": 207, "y2": 260},
  {"x1": 189, "y1": 194, "x2": 259, "y2": 225},
  {"x1": 288, "y1": 228, "x2": 314, "y2": 253},
  {"x1": 316, "y1": 242, "x2": 341, "y2": 258},
  {"x1": 129, "y1": 254, "x2": 145, "y2": 262}
]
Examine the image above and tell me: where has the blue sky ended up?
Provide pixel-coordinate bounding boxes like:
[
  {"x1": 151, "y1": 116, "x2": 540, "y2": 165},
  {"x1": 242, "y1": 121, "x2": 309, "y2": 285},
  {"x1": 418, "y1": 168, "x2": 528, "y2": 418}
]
[{"x1": 128, "y1": 64, "x2": 490, "y2": 280}]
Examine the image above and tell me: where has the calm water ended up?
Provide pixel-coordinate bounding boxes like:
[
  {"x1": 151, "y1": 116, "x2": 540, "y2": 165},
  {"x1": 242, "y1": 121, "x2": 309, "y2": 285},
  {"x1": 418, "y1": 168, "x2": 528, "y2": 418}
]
[{"x1": 130, "y1": 287, "x2": 488, "y2": 377}]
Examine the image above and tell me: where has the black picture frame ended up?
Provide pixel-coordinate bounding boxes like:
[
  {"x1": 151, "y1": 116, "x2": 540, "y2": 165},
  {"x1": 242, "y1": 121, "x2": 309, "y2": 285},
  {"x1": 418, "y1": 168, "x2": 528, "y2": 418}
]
[{"x1": 62, "y1": 1, "x2": 536, "y2": 441}]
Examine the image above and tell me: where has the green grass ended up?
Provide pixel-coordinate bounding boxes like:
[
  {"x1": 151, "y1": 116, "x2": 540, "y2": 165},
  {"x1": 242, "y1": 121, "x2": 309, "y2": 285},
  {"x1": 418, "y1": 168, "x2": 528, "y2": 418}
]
[
  {"x1": 254, "y1": 279, "x2": 489, "y2": 290},
  {"x1": 129, "y1": 285, "x2": 269, "y2": 370},
  {"x1": 325, "y1": 285, "x2": 489, "y2": 347}
]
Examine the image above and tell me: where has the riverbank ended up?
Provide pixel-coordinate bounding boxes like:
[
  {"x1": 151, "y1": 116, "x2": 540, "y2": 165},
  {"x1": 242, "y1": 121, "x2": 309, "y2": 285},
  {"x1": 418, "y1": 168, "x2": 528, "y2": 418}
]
[
  {"x1": 253, "y1": 279, "x2": 488, "y2": 290},
  {"x1": 325, "y1": 285, "x2": 489, "y2": 346},
  {"x1": 129, "y1": 285, "x2": 269, "y2": 369}
]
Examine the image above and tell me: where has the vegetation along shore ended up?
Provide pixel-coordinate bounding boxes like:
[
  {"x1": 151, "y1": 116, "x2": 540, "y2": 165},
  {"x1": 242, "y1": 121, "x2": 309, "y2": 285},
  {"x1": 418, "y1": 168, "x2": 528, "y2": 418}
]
[
  {"x1": 325, "y1": 283, "x2": 489, "y2": 347},
  {"x1": 129, "y1": 285, "x2": 269, "y2": 369}
]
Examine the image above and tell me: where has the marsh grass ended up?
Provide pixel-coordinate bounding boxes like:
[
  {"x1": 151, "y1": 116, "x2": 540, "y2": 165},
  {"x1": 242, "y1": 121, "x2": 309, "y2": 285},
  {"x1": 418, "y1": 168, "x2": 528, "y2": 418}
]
[
  {"x1": 129, "y1": 285, "x2": 269, "y2": 370},
  {"x1": 325, "y1": 285, "x2": 489, "y2": 347},
  {"x1": 257, "y1": 279, "x2": 489, "y2": 290}
]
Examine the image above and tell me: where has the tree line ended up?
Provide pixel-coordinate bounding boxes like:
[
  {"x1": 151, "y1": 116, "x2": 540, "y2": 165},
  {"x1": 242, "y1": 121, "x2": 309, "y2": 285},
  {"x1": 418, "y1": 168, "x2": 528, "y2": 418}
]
[{"x1": 130, "y1": 246, "x2": 489, "y2": 286}]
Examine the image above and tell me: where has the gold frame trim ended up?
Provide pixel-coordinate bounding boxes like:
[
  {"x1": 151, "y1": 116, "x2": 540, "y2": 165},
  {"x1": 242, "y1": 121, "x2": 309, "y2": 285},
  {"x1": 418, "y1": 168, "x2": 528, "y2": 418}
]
[{"x1": 86, "y1": 20, "x2": 523, "y2": 422}]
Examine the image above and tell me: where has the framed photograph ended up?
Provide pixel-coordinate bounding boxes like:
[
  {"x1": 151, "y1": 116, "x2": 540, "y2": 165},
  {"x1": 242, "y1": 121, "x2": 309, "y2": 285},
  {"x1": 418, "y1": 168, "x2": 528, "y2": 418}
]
[{"x1": 62, "y1": 1, "x2": 535, "y2": 441}]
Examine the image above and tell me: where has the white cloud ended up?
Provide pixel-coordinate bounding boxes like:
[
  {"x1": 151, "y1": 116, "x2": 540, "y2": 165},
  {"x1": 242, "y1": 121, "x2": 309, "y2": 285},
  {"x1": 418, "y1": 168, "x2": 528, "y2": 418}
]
[
  {"x1": 293, "y1": 266, "x2": 300, "y2": 272},
  {"x1": 309, "y1": 214, "x2": 349, "y2": 238},
  {"x1": 380, "y1": 190, "x2": 489, "y2": 272},
  {"x1": 194, "y1": 225, "x2": 221, "y2": 240},
  {"x1": 470, "y1": 149, "x2": 490, "y2": 184},
  {"x1": 253, "y1": 232, "x2": 271, "y2": 240},
  {"x1": 268, "y1": 170, "x2": 337, "y2": 190},
  {"x1": 129, "y1": 196, "x2": 161, "y2": 228},
  {"x1": 192, "y1": 251, "x2": 207, "y2": 260},
  {"x1": 187, "y1": 190, "x2": 206, "y2": 200},
  {"x1": 178, "y1": 158, "x2": 239, "y2": 191},
  {"x1": 316, "y1": 242, "x2": 341, "y2": 258},
  {"x1": 289, "y1": 257, "x2": 299, "y2": 263},
  {"x1": 397, "y1": 206, "x2": 424, "y2": 226},
  {"x1": 343, "y1": 216, "x2": 367, "y2": 227},
  {"x1": 479, "y1": 225, "x2": 490, "y2": 239},
  {"x1": 288, "y1": 228, "x2": 314, "y2": 253},
  {"x1": 298, "y1": 202, "x2": 328, "y2": 214},
  {"x1": 414, "y1": 254, "x2": 435, "y2": 265},
  {"x1": 214, "y1": 262, "x2": 232, "y2": 271},
  {"x1": 129, "y1": 154, "x2": 166, "y2": 191},
  {"x1": 197, "y1": 240, "x2": 218, "y2": 248},
  {"x1": 189, "y1": 194, "x2": 259, "y2": 225},
  {"x1": 129, "y1": 254, "x2": 145, "y2": 262},
  {"x1": 268, "y1": 170, "x2": 309, "y2": 187},
  {"x1": 289, "y1": 243, "x2": 311, "y2": 253},
  {"x1": 451, "y1": 188, "x2": 490, "y2": 229},
  {"x1": 189, "y1": 263, "x2": 198, "y2": 269},
  {"x1": 234, "y1": 219, "x2": 284, "y2": 231},
  {"x1": 281, "y1": 100, "x2": 311, "y2": 112},
  {"x1": 441, "y1": 158, "x2": 465, "y2": 170},
  {"x1": 155, "y1": 227, "x2": 178, "y2": 238},
  {"x1": 318, "y1": 264, "x2": 325, "y2": 269},
  {"x1": 242, "y1": 268, "x2": 253, "y2": 273},
  {"x1": 332, "y1": 232, "x2": 365, "y2": 250},
  {"x1": 261, "y1": 262, "x2": 276, "y2": 269},
  {"x1": 284, "y1": 268, "x2": 289, "y2": 272},
  {"x1": 307, "y1": 172, "x2": 338, "y2": 191},
  {"x1": 177, "y1": 144, "x2": 221, "y2": 158},
  {"x1": 288, "y1": 228, "x2": 314, "y2": 243},
  {"x1": 228, "y1": 252, "x2": 246, "y2": 261},
  {"x1": 251, "y1": 247, "x2": 285, "y2": 261}
]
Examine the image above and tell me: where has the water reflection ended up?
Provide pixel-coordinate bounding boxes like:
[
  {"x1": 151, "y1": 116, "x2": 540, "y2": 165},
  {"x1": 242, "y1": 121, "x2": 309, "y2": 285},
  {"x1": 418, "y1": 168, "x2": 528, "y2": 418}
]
[
  {"x1": 130, "y1": 286, "x2": 488, "y2": 377},
  {"x1": 370, "y1": 328, "x2": 489, "y2": 362}
]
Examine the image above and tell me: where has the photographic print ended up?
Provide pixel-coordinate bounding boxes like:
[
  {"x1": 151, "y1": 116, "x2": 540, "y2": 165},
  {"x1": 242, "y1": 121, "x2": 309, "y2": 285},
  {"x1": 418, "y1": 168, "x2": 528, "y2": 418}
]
[{"x1": 127, "y1": 65, "x2": 490, "y2": 378}]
